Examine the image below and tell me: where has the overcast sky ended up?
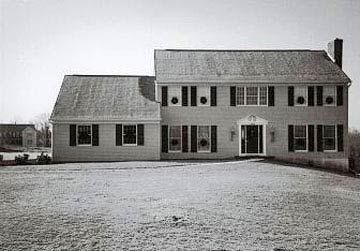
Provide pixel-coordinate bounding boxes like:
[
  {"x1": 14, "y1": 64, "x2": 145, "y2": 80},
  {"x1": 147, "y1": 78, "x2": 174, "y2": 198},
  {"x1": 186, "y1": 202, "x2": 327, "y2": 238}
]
[{"x1": 1, "y1": 0, "x2": 359, "y2": 128}]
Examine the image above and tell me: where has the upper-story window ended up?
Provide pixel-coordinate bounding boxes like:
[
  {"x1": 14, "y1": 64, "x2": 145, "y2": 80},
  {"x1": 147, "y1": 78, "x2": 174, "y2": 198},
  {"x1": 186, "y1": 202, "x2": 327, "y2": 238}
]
[
  {"x1": 236, "y1": 86, "x2": 267, "y2": 106},
  {"x1": 294, "y1": 87, "x2": 307, "y2": 106},
  {"x1": 197, "y1": 87, "x2": 210, "y2": 106},
  {"x1": 323, "y1": 86, "x2": 336, "y2": 106},
  {"x1": 168, "y1": 87, "x2": 181, "y2": 106}
]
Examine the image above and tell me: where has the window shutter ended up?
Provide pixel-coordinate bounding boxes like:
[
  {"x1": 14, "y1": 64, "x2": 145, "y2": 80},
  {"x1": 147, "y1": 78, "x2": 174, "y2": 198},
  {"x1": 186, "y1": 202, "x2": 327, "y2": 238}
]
[
  {"x1": 230, "y1": 86, "x2": 236, "y2": 106},
  {"x1": 259, "y1": 125, "x2": 263, "y2": 153},
  {"x1": 116, "y1": 124, "x2": 122, "y2": 146},
  {"x1": 191, "y1": 125, "x2": 197, "y2": 152},
  {"x1": 308, "y1": 125, "x2": 314, "y2": 152},
  {"x1": 308, "y1": 86, "x2": 315, "y2": 106},
  {"x1": 210, "y1": 87, "x2": 217, "y2": 106},
  {"x1": 70, "y1": 124, "x2": 77, "y2": 146},
  {"x1": 161, "y1": 86, "x2": 168, "y2": 106},
  {"x1": 182, "y1": 125, "x2": 188, "y2": 152},
  {"x1": 288, "y1": 125, "x2": 294, "y2": 152},
  {"x1": 241, "y1": 126, "x2": 246, "y2": 153},
  {"x1": 161, "y1": 125, "x2": 168, "y2": 153},
  {"x1": 92, "y1": 124, "x2": 99, "y2": 146},
  {"x1": 182, "y1": 86, "x2": 188, "y2": 106},
  {"x1": 337, "y1": 86, "x2": 343, "y2": 106},
  {"x1": 316, "y1": 86, "x2": 323, "y2": 106},
  {"x1": 317, "y1": 125, "x2": 323, "y2": 152},
  {"x1": 288, "y1": 87, "x2": 294, "y2": 106},
  {"x1": 137, "y1": 124, "x2": 144, "y2": 146},
  {"x1": 190, "y1": 86, "x2": 197, "y2": 106},
  {"x1": 337, "y1": 124, "x2": 344, "y2": 152},
  {"x1": 211, "y1": 125, "x2": 217, "y2": 152},
  {"x1": 268, "y1": 86, "x2": 275, "y2": 106}
]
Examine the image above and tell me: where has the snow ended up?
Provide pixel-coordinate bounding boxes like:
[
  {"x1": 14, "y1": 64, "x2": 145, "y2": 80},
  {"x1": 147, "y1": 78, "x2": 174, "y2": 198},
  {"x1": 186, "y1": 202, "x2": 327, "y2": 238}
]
[{"x1": 0, "y1": 160, "x2": 359, "y2": 250}]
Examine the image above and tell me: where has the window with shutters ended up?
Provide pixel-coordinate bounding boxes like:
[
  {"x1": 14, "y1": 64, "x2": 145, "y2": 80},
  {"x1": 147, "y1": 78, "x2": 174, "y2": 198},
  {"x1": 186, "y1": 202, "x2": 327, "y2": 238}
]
[
  {"x1": 168, "y1": 87, "x2": 181, "y2": 106},
  {"x1": 246, "y1": 87, "x2": 258, "y2": 105},
  {"x1": 294, "y1": 125, "x2": 307, "y2": 151},
  {"x1": 323, "y1": 86, "x2": 336, "y2": 106},
  {"x1": 123, "y1": 125, "x2": 137, "y2": 145},
  {"x1": 78, "y1": 125, "x2": 92, "y2": 145},
  {"x1": 294, "y1": 87, "x2": 307, "y2": 106},
  {"x1": 197, "y1": 87, "x2": 210, "y2": 106},
  {"x1": 236, "y1": 86, "x2": 267, "y2": 106},
  {"x1": 323, "y1": 125, "x2": 336, "y2": 151},
  {"x1": 169, "y1": 126, "x2": 181, "y2": 152},
  {"x1": 198, "y1": 126, "x2": 210, "y2": 152}
]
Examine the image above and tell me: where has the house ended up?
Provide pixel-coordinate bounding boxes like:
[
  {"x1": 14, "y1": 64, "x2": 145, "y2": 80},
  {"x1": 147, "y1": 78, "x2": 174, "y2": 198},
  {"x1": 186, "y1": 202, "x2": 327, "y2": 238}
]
[
  {"x1": 50, "y1": 39, "x2": 351, "y2": 171},
  {"x1": 0, "y1": 124, "x2": 37, "y2": 148}
]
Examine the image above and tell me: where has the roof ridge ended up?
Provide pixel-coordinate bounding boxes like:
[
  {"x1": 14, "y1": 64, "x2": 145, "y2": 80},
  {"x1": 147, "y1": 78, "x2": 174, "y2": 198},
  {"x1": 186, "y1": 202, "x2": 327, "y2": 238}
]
[
  {"x1": 155, "y1": 49, "x2": 325, "y2": 52},
  {"x1": 69, "y1": 74, "x2": 154, "y2": 78}
]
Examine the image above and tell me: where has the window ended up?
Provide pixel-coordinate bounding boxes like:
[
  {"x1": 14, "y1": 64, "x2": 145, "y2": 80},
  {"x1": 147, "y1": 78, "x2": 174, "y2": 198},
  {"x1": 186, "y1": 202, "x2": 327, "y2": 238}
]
[
  {"x1": 169, "y1": 126, "x2": 181, "y2": 151},
  {"x1": 246, "y1": 87, "x2": 258, "y2": 105},
  {"x1": 259, "y1": 87, "x2": 267, "y2": 105},
  {"x1": 236, "y1": 87, "x2": 267, "y2": 106},
  {"x1": 78, "y1": 125, "x2": 92, "y2": 145},
  {"x1": 236, "y1": 87, "x2": 245, "y2": 105},
  {"x1": 168, "y1": 87, "x2": 181, "y2": 106},
  {"x1": 294, "y1": 125, "x2": 307, "y2": 151},
  {"x1": 123, "y1": 125, "x2": 137, "y2": 145},
  {"x1": 323, "y1": 125, "x2": 336, "y2": 151},
  {"x1": 198, "y1": 126, "x2": 210, "y2": 152},
  {"x1": 27, "y1": 140, "x2": 32, "y2": 145},
  {"x1": 294, "y1": 87, "x2": 307, "y2": 106},
  {"x1": 197, "y1": 87, "x2": 210, "y2": 106},
  {"x1": 323, "y1": 86, "x2": 336, "y2": 106}
]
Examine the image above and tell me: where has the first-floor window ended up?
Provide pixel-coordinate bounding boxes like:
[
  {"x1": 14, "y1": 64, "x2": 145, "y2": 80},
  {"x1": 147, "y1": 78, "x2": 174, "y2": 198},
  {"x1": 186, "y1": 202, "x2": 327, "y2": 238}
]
[
  {"x1": 123, "y1": 125, "x2": 137, "y2": 145},
  {"x1": 198, "y1": 126, "x2": 210, "y2": 152},
  {"x1": 78, "y1": 125, "x2": 92, "y2": 145},
  {"x1": 294, "y1": 125, "x2": 307, "y2": 151},
  {"x1": 169, "y1": 126, "x2": 181, "y2": 151},
  {"x1": 323, "y1": 125, "x2": 336, "y2": 150}
]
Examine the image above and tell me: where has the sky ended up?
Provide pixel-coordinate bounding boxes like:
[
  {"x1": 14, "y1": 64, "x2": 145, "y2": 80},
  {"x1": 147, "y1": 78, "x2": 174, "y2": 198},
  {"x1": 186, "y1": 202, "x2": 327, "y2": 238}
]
[{"x1": 0, "y1": 0, "x2": 359, "y2": 128}]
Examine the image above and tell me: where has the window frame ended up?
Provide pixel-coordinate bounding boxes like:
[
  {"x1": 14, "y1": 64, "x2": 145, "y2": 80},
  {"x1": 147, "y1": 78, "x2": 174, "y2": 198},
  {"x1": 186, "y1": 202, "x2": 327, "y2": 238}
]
[
  {"x1": 294, "y1": 125, "x2": 307, "y2": 152},
  {"x1": 168, "y1": 125, "x2": 182, "y2": 152},
  {"x1": 122, "y1": 124, "x2": 137, "y2": 146},
  {"x1": 236, "y1": 86, "x2": 268, "y2": 106},
  {"x1": 323, "y1": 86, "x2": 336, "y2": 107},
  {"x1": 168, "y1": 86, "x2": 182, "y2": 107},
  {"x1": 294, "y1": 86, "x2": 308, "y2": 106},
  {"x1": 323, "y1": 125, "x2": 337, "y2": 152},
  {"x1": 197, "y1": 125, "x2": 211, "y2": 153},
  {"x1": 77, "y1": 124, "x2": 92, "y2": 146}
]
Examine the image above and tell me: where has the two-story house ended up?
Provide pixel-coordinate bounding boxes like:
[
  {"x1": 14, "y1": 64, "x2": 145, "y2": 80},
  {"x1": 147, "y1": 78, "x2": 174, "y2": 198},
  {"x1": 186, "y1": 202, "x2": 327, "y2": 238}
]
[{"x1": 50, "y1": 39, "x2": 351, "y2": 171}]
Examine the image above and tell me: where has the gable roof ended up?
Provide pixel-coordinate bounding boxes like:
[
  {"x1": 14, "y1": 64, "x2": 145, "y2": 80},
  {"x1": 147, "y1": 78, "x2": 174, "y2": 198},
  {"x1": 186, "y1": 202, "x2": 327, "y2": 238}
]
[
  {"x1": 50, "y1": 75, "x2": 160, "y2": 122},
  {"x1": 0, "y1": 124, "x2": 36, "y2": 133},
  {"x1": 154, "y1": 49, "x2": 351, "y2": 83}
]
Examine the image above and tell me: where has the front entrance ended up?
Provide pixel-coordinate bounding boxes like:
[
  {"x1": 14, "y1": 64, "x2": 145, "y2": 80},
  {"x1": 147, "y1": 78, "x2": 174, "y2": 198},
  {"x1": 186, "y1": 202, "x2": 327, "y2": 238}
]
[{"x1": 238, "y1": 115, "x2": 267, "y2": 156}]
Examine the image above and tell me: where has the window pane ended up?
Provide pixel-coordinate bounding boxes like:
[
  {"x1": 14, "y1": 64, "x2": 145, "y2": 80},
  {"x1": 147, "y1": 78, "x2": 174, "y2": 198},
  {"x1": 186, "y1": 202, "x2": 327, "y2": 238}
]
[
  {"x1": 295, "y1": 87, "x2": 307, "y2": 105},
  {"x1": 323, "y1": 125, "x2": 335, "y2": 150},
  {"x1": 198, "y1": 87, "x2": 210, "y2": 106},
  {"x1": 123, "y1": 125, "x2": 137, "y2": 144},
  {"x1": 259, "y1": 87, "x2": 267, "y2": 105},
  {"x1": 198, "y1": 126, "x2": 210, "y2": 151},
  {"x1": 294, "y1": 126, "x2": 306, "y2": 137},
  {"x1": 294, "y1": 125, "x2": 306, "y2": 151},
  {"x1": 324, "y1": 139, "x2": 335, "y2": 150},
  {"x1": 323, "y1": 126, "x2": 335, "y2": 138},
  {"x1": 168, "y1": 87, "x2": 181, "y2": 106},
  {"x1": 78, "y1": 125, "x2": 91, "y2": 145},
  {"x1": 246, "y1": 87, "x2": 258, "y2": 105},
  {"x1": 236, "y1": 87, "x2": 245, "y2": 105},
  {"x1": 169, "y1": 126, "x2": 181, "y2": 151},
  {"x1": 323, "y1": 86, "x2": 336, "y2": 105},
  {"x1": 295, "y1": 138, "x2": 306, "y2": 150}
]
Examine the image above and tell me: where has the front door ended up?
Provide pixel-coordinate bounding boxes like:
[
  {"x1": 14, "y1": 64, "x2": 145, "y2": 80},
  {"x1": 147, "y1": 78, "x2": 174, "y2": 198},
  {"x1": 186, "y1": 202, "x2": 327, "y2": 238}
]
[{"x1": 246, "y1": 125, "x2": 259, "y2": 153}]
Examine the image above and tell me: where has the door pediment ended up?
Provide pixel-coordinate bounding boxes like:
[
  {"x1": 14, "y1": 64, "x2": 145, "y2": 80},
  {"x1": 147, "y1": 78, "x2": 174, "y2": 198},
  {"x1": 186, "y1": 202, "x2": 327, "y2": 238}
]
[{"x1": 237, "y1": 114, "x2": 268, "y2": 125}]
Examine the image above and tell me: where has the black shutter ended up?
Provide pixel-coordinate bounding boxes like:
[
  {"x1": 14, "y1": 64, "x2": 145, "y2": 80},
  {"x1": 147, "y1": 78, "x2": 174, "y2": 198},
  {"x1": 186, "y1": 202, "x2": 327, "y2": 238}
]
[
  {"x1": 308, "y1": 86, "x2": 315, "y2": 106},
  {"x1": 288, "y1": 125, "x2": 294, "y2": 152},
  {"x1": 268, "y1": 86, "x2": 275, "y2": 106},
  {"x1": 116, "y1": 124, "x2": 122, "y2": 146},
  {"x1": 190, "y1": 86, "x2": 197, "y2": 106},
  {"x1": 337, "y1": 124, "x2": 344, "y2": 152},
  {"x1": 191, "y1": 125, "x2": 197, "y2": 152},
  {"x1": 70, "y1": 124, "x2": 77, "y2": 146},
  {"x1": 210, "y1": 86, "x2": 217, "y2": 106},
  {"x1": 288, "y1": 87, "x2": 294, "y2": 106},
  {"x1": 241, "y1": 126, "x2": 246, "y2": 153},
  {"x1": 137, "y1": 124, "x2": 144, "y2": 146},
  {"x1": 337, "y1": 86, "x2": 343, "y2": 106},
  {"x1": 161, "y1": 86, "x2": 168, "y2": 106},
  {"x1": 211, "y1": 125, "x2": 217, "y2": 152},
  {"x1": 308, "y1": 125, "x2": 314, "y2": 152},
  {"x1": 92, "y1": 124, "x2": 99, "y2": 146},
  {"x1": 161, "y1": 125, "x2": 168, "y2": 153},
  {"x1": 317, "y1": 125, "x2": 323, "y2": 152},
  {"x1": 230, "y1": 86, "x2": 236, "y2": 106},
  {"x1": 182, "y1": 86, "x2": 188, "y2": 106},
  {"x1": 316, "y1": 86, "x2": 323, "y2": 106},
  {"x1": 259, "y1": 125, "x2": 263, "y2": 153},
  {"x1": 182, "y1": 125, "x2": 188, "y2": 152}
]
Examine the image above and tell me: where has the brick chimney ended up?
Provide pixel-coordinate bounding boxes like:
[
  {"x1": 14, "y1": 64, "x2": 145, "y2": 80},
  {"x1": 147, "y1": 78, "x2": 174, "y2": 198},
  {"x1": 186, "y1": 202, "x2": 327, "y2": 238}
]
[{"x1": 328, "y1": 38, "x2": 343, "y2": 68}]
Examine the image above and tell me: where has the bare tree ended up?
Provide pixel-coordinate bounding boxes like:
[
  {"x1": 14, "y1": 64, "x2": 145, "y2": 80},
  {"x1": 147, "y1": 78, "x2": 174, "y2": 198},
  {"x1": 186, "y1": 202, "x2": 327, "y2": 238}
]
[{"x1": 29, "y1": 113, "x2": 51, "y2": 147}]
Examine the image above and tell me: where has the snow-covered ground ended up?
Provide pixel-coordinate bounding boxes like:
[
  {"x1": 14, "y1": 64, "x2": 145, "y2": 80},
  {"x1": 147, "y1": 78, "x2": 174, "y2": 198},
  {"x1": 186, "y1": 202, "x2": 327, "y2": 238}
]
[
  {"x1": 0, "y1": 160, "x2": 359, "y2": 250},
  {"x1": 1, "y1": 148, "x2": 51, "y2": 160}
]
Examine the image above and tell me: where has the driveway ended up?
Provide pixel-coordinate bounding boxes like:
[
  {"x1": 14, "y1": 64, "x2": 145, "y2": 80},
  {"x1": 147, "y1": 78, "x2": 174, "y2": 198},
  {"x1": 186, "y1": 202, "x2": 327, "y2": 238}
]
[{"x1": 0, "y1": 160, "x2": 359, "y2": 250}]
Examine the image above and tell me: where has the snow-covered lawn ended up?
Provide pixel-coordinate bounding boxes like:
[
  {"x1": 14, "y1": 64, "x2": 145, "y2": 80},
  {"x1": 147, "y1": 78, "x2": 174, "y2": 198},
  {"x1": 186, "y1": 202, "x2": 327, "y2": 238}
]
[{"x1": 0, "y1": 160, "x2": 359, "y2": 250}]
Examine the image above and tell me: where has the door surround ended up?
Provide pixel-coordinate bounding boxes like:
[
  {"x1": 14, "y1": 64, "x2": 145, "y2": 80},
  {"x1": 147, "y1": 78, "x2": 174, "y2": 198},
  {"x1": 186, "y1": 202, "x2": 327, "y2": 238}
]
[{"x1": 237, "y1": 115, "x2": 268, "y2": 156}]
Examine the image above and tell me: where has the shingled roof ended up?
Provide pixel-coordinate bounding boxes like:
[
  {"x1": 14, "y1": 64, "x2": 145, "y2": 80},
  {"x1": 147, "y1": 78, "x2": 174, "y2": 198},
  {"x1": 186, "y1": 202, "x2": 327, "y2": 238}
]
[
  {"x1": 154, "y1": 49, "x2": 351, "y2": 83},
  {"x1": 50, "y1": 75, "x2": 160, "y2": 122}
]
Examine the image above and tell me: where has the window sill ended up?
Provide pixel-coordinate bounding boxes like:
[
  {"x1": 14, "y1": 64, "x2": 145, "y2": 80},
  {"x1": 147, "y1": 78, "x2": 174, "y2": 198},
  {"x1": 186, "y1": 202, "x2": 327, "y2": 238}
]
[
  {"x1": 294, "y1": 150, "x2": 308, "y2": 153},
  {"x1": 77, "y1": 144, "x2": 92, "y2": 147},
  {"x1": 324, "y1": 149, "x2": 337, "y2": 152},
  {"x1": 236, "y1": 104, "x2": 268, "y2": 107},
  {"x1": 169, "y1": 150, "x2": 181, "y2": 153},
  {"x1": 123, "y1": 144, "x2": 138, "y2": 147},
  {"x1": 198, "y1": 150, "x2": 211, "y2": 153}
]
